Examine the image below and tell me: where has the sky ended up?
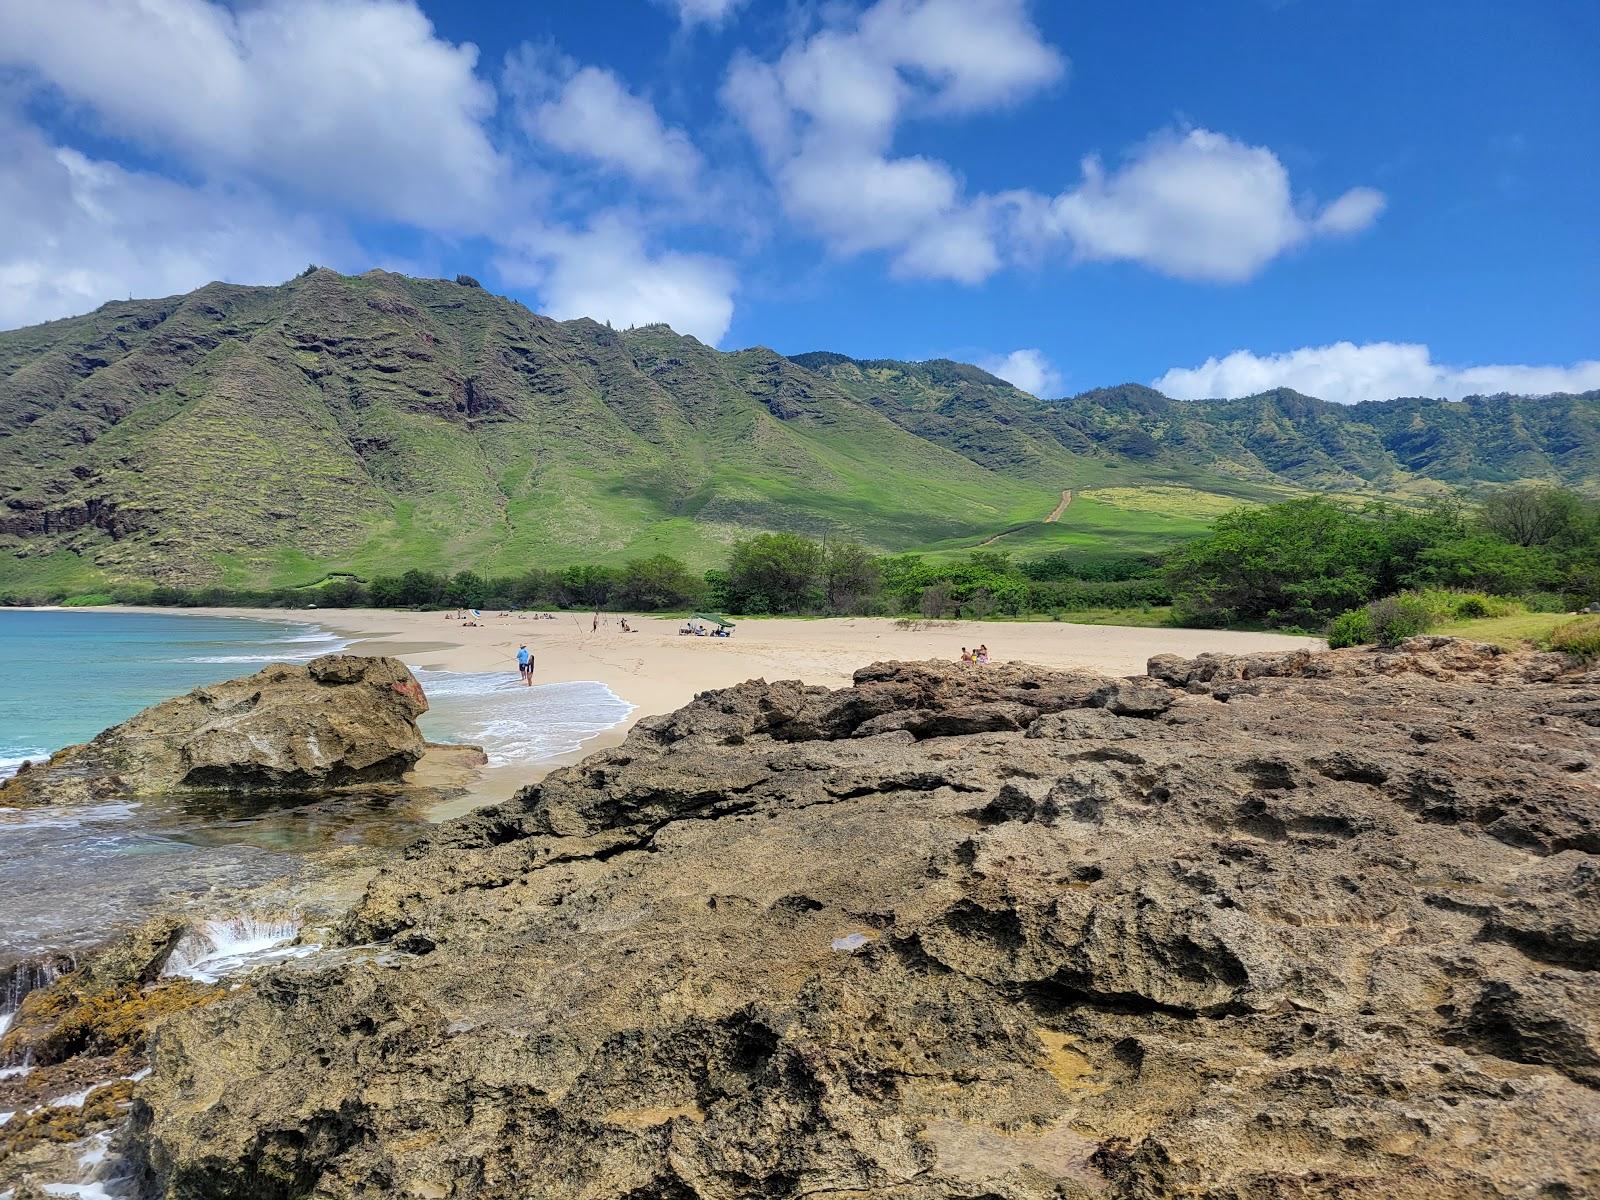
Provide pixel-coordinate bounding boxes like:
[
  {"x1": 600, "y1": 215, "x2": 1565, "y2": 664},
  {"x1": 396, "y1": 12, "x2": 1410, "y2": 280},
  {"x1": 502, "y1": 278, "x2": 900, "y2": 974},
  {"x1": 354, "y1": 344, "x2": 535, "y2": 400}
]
[{"x1": 0, "y1": 0, "x2": 1595, "y2": 403}]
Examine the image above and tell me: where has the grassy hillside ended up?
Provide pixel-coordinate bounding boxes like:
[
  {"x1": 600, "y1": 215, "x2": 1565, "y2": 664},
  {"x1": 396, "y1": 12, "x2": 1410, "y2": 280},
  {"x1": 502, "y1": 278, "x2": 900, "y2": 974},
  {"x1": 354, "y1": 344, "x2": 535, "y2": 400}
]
[
  {"x1": 0, "y1": 271, "x2": 1057, "y2": 590},
  {"x1": 2, "y1": 269, "x2": 1594, "y2": 594}
]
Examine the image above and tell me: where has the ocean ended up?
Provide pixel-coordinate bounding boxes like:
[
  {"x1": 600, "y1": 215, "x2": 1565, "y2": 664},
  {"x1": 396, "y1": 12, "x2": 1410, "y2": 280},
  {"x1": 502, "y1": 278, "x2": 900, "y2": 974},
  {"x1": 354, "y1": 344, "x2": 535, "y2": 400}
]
[
  {"x1": 0, "y1": 608, "x2": 632, "y2": 956},
  {"x1": 0, "y1": 609, "x2": 632, "y2": 778}
]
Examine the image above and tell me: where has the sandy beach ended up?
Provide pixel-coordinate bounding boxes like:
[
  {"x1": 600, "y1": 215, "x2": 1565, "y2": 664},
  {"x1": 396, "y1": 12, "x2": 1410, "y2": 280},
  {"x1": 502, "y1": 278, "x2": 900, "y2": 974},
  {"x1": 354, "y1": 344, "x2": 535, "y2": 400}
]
[{"x1": 157, "y1": 607, "x2": 1322, "y2": 802}]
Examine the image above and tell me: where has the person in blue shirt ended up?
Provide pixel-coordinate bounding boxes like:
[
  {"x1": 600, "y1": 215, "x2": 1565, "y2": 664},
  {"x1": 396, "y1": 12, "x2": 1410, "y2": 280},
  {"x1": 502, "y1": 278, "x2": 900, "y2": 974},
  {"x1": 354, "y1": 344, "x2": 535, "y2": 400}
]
[{"x1": 516, "y1": 644, "x2": 533, "y2": 685}]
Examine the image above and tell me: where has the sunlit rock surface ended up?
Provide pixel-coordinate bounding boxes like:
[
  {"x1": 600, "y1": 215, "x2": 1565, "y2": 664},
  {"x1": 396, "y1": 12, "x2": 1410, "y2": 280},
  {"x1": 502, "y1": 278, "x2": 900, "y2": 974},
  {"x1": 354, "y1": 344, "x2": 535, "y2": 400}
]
[
  {"x1": 0, "y1": 654, "x2": 430, "y2": 807},
  {"x1": 76, "y1": 640, "x2": 1600, "y2": 1195}
]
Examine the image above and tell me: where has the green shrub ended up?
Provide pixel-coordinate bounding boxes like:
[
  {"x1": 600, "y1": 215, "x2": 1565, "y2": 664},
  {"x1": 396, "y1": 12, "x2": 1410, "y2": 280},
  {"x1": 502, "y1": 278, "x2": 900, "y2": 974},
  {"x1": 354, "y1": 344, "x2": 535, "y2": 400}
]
[
  {"x1": 1366, "y1": 593, "x2": 1438, "y2": 646},
  {"x1": 1522, "y1": 591, "x2": 1570, "y2": 613},
  {"x1": 1405, "y1": 587, "x2": 1521, "y2": 621},
  {"x1": 1326, "y1": 608, "x2": 1372, "y2": 648},
  {"x1": 60, "y1": 593, "x2": 115, "y2": 607},
  {"x1": 1549, "y1": 617, "x2": 1600, "y2": 662}
]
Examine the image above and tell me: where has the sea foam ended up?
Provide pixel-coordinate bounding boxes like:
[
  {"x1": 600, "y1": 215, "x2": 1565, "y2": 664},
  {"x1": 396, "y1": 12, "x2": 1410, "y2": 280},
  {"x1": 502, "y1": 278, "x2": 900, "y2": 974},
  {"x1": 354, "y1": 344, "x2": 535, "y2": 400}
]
[
  {"x1": 161, "y1": 916, "x2": 320, "y2": 984},
  {"x1": 415, "y1": 673, "x2": 633, "y2": 766}
]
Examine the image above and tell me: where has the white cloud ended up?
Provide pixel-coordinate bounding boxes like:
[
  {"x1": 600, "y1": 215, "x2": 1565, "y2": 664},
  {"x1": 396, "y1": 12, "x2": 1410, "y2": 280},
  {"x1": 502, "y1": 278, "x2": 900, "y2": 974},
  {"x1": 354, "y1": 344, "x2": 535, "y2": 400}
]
[
  {"x1": 0, "y1": 0, "x2": 503, "y2": 230},
  {"x1": 724, "y1": 4, "x2": 1376, "y2": 286},
  {"x1": 0, "y1": 116, "x2": 346, "y2": 329},
  {"x1": 1041, "y1": 129, "x2": 1385, "y2": 282},
  {"x1": 1314, "y1": 186, "x2": 1387, "y2": 235},
  {"x1": 778, "y1": 151, "x2": 959, "y2": 254},
  {"x1": 1154, "y1": 341, "x2": 1600, "y2": 405},
  {"x1": 663, "y1": 0, "x2": 746, "y2": 26},
  {"x1": 497, "y1": 216, "x2": 736, "y2": 345},
  {"x1": 722, "y1": 0, "x2": 1063, "y2": 282},
  {"x1": 857, "y1": 0, "x2": 1066, "y2": 111},
  {"x1": 980, "y1": 348, "x2": 1061, "y2": 397},
  {"x1": 506, "y1": 47, "x2": 700, "y2": 188}
]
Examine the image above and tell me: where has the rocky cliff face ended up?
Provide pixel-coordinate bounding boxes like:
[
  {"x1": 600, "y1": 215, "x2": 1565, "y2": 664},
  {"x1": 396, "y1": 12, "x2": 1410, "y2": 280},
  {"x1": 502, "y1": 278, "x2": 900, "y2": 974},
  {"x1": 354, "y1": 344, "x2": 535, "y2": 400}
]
[
  {"x1": 0, "y1": 654, "x2": 430, "y2": 806},
  {"x1": 118, "y1": 640, "x2": 1600, "y2": 1196}
]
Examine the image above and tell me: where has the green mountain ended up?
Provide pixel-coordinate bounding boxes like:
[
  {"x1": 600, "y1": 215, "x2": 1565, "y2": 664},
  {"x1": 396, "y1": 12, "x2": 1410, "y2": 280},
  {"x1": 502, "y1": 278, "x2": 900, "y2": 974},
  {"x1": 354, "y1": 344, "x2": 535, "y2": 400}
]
[
  {"x1": 1, "y1": 269, "x2": 1595, "y2": 592},
  {"x1": 796, "y1": 360, "x2": 1600, "y2": 497}
]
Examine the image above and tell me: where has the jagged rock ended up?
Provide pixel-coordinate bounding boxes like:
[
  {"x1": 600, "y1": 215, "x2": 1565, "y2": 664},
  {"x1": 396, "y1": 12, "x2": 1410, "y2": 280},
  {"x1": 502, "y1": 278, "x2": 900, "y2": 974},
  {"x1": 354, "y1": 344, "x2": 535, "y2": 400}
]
[
  {"x1": 122, "y1": 643, "x2": 1599, "y2": 1198},
  {"x1": 0, "y1": 918, "x2": 224, "y2": 1186},
  {"x1": 0, "y1": 654, "x2": 430, "y2": 807}
]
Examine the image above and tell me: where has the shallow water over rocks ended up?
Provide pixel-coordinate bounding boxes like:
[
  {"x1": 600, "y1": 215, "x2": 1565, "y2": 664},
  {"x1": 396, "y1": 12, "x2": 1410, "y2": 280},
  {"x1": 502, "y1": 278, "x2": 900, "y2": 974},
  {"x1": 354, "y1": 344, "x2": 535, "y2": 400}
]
[{"x1": 0, "y1": 790, "x2": 429, "y2": 960}]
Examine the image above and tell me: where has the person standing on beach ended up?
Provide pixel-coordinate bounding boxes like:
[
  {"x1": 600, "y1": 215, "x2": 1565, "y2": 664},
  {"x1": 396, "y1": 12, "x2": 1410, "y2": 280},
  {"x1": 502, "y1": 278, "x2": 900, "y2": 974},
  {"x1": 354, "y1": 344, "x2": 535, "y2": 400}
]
[{"x1": 516, "y1": 644, "x2": 532, "y2": 685}]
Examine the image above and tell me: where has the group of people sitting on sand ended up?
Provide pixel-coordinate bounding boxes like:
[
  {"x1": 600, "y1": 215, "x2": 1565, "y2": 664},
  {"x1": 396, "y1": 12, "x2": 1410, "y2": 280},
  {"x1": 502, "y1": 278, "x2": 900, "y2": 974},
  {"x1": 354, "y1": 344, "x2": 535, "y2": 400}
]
[{"x1": 959, "y1": 645, "x2": 991, "y2": 664}]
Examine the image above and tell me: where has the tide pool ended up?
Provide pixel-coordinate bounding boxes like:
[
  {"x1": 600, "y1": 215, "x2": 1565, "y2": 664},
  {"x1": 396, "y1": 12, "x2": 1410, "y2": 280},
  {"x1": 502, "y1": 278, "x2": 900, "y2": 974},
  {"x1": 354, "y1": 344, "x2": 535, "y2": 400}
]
[{"x1": 0, "y1": 608, "x2": 633, "y2": 957}]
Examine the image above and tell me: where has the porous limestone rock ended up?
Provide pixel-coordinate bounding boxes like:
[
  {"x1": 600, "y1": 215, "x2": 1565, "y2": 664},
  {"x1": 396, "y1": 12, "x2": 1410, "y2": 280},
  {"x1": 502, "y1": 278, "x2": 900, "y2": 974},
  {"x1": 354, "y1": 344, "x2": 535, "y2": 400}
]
[
  {"x1": 0, "y1": 654, "x2": 429, "y2": 806},
  {"x1": 128, "y1": 640, "x2": 1599, "y2": 1198}
]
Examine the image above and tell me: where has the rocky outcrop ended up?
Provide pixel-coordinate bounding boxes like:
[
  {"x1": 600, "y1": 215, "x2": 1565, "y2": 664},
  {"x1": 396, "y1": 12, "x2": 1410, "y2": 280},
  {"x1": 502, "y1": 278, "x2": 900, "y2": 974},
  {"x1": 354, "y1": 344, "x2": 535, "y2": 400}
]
[
  {"x1": 0, "y1": 917, "x2": 223, "y2": 1187},
  {"x1": 118, "y1": 639, "x2": 1600, "y2": 1197},
  {"x1": 0, "y1": 654, "x2": 430, "y2": 806}
]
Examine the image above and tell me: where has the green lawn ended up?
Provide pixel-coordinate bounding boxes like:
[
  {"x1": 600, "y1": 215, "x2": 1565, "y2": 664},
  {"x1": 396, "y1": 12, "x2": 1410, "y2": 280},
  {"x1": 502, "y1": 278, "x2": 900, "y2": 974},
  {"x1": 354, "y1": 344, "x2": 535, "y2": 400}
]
[{"x1": 1434, "y1": 611, "x2": 1570, "y2": 649}]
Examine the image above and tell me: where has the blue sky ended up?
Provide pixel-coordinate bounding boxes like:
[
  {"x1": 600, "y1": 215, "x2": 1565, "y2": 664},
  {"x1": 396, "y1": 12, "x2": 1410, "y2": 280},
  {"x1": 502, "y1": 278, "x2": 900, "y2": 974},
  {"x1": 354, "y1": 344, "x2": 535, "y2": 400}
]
[{"x1": 1, "y1": 0, "x2": 1595, "y2": 402}]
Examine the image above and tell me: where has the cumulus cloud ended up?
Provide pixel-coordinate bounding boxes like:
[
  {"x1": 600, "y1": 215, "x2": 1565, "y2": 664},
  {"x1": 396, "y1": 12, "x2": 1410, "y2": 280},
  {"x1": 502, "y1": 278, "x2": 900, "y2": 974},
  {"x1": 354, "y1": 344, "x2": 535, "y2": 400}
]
[
  {"x1": 0, "y1": 115, "x2": 347, "y2": 329},
  {"x1": 0, "y1": 0, "x2": 503, "y2": 230},
  {"x1": 1039, "y1": 129, "x2": 1386, "y2": 282},
  {"x1": 497, "y1": 216, "x2": 736, "y2": 345},
  {"x1": 856, "y1": 0, "x2": 1066, "y2": 111},
  {"x1": 1154, "y1": 341, "x2": 1600, "y2": 405},
  {"x1": 724, "y1": 3, "x2": 1377, "y2": 286},
  {"x1": 979, "y1": 348, "x2": 1061, "y2": 397},
  {"x1": 662, "y1": 0, "x2": 746, "y2": 26},
  {"x1": 506, "y1": 45, "x2": 700, "y2": 188},
  {"x1": 722, "y1": 0, "x2": 1063, "y2": 282}
]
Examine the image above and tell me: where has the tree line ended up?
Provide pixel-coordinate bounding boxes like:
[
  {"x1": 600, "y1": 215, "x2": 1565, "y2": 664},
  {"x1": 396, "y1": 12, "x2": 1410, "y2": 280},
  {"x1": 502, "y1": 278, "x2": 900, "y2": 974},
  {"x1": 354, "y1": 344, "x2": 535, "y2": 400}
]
[
  {"x1": 20, "y1": 535, "x2": 1169, "y2": 618},
  {"x1": 13, "y1": 486, "x2": 1595, "y2": 631},
  {"x1": 1164, "y1": 486, "x2": 1599, "y2": 630}
]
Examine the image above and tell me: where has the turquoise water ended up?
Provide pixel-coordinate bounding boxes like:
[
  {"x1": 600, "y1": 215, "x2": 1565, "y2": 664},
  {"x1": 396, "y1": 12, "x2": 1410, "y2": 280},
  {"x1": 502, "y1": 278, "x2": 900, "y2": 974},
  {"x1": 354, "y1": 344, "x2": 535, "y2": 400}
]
[
  {"x1": 0, "y1": 609, "x2": 635, "y2": 776},
  {"x1": 0, "y1": 610, "x2": 351, "y2": 776},
  {"x1": 0, "y1": 609, "x2": 634, "y2": 957}
]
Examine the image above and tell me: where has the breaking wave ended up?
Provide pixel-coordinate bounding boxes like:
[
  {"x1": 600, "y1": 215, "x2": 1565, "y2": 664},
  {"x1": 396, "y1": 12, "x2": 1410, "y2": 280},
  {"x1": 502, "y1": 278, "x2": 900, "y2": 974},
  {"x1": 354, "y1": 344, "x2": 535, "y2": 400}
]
[
  {"x1": 0, "y1": 749, "x2": 49, "y2": 781},
  {"x1": 414, "y1": 673, "x2": 633, "y2": 767}
]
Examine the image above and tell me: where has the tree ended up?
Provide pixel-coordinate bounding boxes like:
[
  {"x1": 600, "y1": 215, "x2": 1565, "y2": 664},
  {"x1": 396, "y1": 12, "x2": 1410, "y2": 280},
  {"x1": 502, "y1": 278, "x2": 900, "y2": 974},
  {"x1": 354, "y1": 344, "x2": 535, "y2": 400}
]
[
  {"x1": 396, "y1": 569, "x2": 447, "y2": 607},
  {"x1": 725, "y1": 533, "x2": 823, "y2": 613},
  {"x1": 560, "y1": 564, "x2": 617, "y2": 608},
  {"x1": 1164, "y1": 498, "x2": 1391, "y2": 626},
  {"x1": 919, "y1": 582, "x2": 953, "y2": 618},
  {"x1": 1409, "y1": 536, "x2": 1559, "y2": 594},
  {"x1": 368, "y1": 574, "x2": 405, "y2": 607},
  {"x1": 1480, "y1": 486, "x2": 1583, "y2": 547},
  {"x1": 319, "y1": 576, "x2": 368, "y2": 607},
  {"x1": 822, "y1": 541, "x2": 882, "y2": 614},
  {"x1": 447, "y1": 570, "x2": 489, "y2": 608},
  {"x1": 615, "y1": 555, "x2": 699, "y2": 610}
]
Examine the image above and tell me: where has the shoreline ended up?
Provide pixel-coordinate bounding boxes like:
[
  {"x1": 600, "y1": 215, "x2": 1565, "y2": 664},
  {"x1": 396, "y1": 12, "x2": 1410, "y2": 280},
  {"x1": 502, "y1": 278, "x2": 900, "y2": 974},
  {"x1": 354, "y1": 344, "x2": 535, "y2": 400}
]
[{"x1": 62, "y1": 606, "x2": 1324, "y2": 809}]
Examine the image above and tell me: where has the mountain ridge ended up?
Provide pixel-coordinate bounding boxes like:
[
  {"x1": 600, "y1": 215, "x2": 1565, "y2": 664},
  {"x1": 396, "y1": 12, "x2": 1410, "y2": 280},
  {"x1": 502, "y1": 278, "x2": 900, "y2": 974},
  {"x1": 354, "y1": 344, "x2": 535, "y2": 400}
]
[{"x1": 1, "y1": 269, "x2": 1594, "y2": 590}]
